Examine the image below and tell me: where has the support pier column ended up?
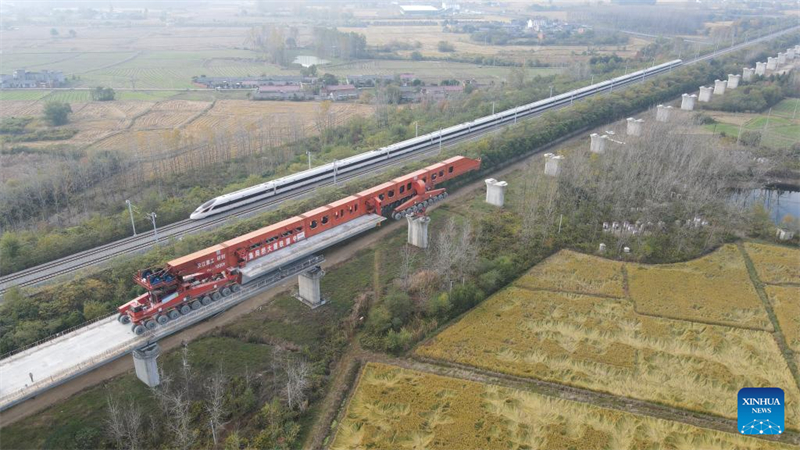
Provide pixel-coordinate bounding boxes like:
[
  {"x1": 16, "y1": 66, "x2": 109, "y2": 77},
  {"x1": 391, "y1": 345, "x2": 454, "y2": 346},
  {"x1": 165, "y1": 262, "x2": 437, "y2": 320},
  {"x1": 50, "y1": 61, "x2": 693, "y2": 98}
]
[
  {"x1": 407, "y1": 215, "x2": 430, "y2": 249},
  {"x1": 133, "y1": 343, "x2": 161, "y2": 388},
  {"x1": 485, "y1": 178, "x2": 508, "y2": 207},
  {"x1": 297, "y1": 266, "x2": 326, "y2": 308}
]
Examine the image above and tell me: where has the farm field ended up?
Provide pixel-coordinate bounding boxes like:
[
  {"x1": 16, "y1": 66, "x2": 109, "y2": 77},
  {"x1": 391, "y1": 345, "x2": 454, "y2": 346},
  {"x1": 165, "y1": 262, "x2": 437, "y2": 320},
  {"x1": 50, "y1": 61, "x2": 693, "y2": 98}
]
[
  {"x1": 337, "y1": 25, "x2": 648, "y2": 64},
  {"x1": 416, "y1": 246, "x2": 800, "y2": 425},
  {"x1": 704, "y1": 98, "x2": 800, "y2": 149},
  {"x1": 627, "y1": 244, "x2": 772, "y2": 329},
  {"x1": 332, "y1": 363, "x2": 795, "y2": 450},
  {"x1": 765, "y1": 285, "x2": 800, "y2": 354},
  {"x1": 516, "y1": 250, "x2": 625, "y2": 297},
  {"x1": 744, "y1": 242, "x2": 800, "y2": 285}
]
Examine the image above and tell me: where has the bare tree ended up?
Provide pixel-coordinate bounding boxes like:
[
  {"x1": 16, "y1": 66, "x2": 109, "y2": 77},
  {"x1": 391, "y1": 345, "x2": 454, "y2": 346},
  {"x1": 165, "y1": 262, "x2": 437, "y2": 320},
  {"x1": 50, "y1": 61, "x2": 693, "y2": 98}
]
[
  {"x1": 284, "y1": 358, "x2": 311, "y2": 411},
  {"x1": 206, "y1": 369, "x2": 228, "y2": 446},
  {"x1": 105, "y1": 395, "x2": 143, "y2": 450},
  {"x1": 398, "y1": 244, "x2": 417, "y2": 291},
  {"x1": 106, "y1": 395, "x2": 126, "y2": 449}
]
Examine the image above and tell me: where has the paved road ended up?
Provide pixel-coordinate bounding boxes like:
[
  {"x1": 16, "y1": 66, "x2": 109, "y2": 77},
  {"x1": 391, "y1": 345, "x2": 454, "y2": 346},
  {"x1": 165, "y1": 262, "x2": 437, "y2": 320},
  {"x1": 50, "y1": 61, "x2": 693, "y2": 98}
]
[{"x1": 1, "y1": 25, "x2": 797, "y2": 296}]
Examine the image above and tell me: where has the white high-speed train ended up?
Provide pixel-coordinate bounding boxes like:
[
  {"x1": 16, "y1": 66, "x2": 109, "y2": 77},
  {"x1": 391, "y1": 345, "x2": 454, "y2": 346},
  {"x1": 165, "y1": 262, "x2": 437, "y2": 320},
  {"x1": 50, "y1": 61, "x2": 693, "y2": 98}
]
[{"x1": 190, "y1": 59, "x2": 682, "y2": 220}]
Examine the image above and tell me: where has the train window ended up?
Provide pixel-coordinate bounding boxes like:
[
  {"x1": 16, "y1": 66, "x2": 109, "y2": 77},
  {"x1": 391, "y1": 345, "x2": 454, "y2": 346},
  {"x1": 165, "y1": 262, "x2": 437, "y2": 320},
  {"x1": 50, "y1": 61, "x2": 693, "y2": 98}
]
[
  {"x1": 310, "y1": 220, "x2": 318, "y2": 229},
  {"x1": 354, "y1": 204, "x2": 358, "y2": 211},
  {"x1": 448, "y1": 166, "x2": 454, "y2": 173},
  {"x1": 379, "y1": 194, "x2": 385, "y2": 201},
  {"x1": 422, "y1": 177, "x2": 427, "y2": 183},
  {"x1": 334, "y1": 211, "x2": 339, "y2": 218},
  {"x1": 296, "y1": 227, "x2": 303, "y2": 232},
  {"x1": 439, "y1": 170, "x2": 444, "y2": 177},
  {"x1": 431, "y1": 173, "x2": 437, "y2": 181},
  {"x1": 407, "y1": 182, "x2": 412, "y2": 191},
  {"x1": 399, "y1": 185, "x2": 405, "y2": 194},
  {"x1": 388, "y1": 190, "x2": 394, "y2": 198},
  {"x1": 340, "y1": 208, "x2": 344, "y2": 217},
  {"x1": 322, "y1": 216, "x2": 329, "y2": 225}
]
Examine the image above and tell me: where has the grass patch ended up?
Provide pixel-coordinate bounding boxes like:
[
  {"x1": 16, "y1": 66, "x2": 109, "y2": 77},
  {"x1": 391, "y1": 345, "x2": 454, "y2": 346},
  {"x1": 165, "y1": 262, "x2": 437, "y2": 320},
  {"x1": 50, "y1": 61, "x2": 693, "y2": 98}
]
[
  {"x1": 332, "y1": 362, "x2": 795, "y2": 450},
  {"x1": 744, "y1": 242, "x2": 800, "y2": 285},
  {"x1": 627, "y1": 244, "x2": 772, "y2": 330},
  {"x1": 516, "y1": 250, "x2": 625, "y2": 297},
  {"x1": 41, "y1": 90, "x2": 93, "y2": 103}
]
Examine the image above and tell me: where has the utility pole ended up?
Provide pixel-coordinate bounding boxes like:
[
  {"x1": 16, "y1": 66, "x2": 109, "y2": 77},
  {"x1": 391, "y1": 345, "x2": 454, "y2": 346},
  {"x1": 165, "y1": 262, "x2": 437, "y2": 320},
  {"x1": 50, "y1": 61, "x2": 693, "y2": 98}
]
[
  {"x1": 414, "y1": 121, "x2": 418, "y2": 137},
  {"x1": 333, "y1": 159, "x2": 337, "y2": 184},
  {"x1": 491, "y1": 101, "x2": 495, "y2": 114},
  {"x1": 439, "y1": 130, "x2": 442, "y2": 150},
  {"x1": 148, "y1": 212, "x2": 159, "y2": 245},
  {"x1": 549, "y1": 85, "x2": 553, "y2": 97},
  {"x1": 125, "y1": 199, "x2": 136, "y2": 236},
  {"x1": 306, "y1": 151, "x2": 312, "y2": 170}
]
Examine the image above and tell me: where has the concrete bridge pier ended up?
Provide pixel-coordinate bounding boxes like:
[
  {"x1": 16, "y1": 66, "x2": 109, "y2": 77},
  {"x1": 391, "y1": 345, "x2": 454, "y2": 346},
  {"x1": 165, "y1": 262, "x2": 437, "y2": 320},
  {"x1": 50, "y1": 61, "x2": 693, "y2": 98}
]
[
  {"x1": 133, "y1": 343, "x2": 161, "y2": 388},
  {"x1": 297, "y1": 266, "x2": 326, "y2": 308},
  {"x1": 485, "y1": 178, "x2": 508, "y2": 207},
  {"x1": 680, "y1": 94, "x2": 696, "y2": 111},
  {"x1": 698, "y1": 86, "x2": 713, "y2": 102},
  {"x1": 656, "y1": 105, "x2": 672, "y2": 122},
  {"x1": 626, "y1": 118, "x2": 644, "y2": 136},
  {"x1": 742, "y1": 68, "x2": 755, "y2": 82},
  {"x1": 589, "y1": 133, "x2": 607, "y2": 154},
  {"x1": 407, "y1": 215, "x2": 430, "y2": 249},
  {"x1": 727, "y1": 74, "x2": 740, "y2": 89},
  {"x1": 755, "y1": 62, "x2": 767, "y2": 76}
]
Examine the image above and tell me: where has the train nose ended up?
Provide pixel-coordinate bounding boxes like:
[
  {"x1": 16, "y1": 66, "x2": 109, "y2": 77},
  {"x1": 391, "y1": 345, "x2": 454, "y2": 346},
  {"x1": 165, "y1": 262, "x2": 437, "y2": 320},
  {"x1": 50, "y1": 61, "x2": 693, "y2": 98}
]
[{"x1": 190, "y1": 211, "x2": 201, "y2": 220}]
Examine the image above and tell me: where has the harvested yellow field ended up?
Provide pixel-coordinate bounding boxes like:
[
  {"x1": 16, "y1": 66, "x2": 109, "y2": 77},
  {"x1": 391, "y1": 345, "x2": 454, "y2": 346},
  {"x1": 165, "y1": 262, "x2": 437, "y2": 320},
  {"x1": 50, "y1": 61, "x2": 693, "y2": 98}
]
[
  {"x1": 766, "y1": 285, "x2": 800, "y2": 353},
  {"x1": 744, "y1": 243, "x2": 800, "y2": 285},
  {"x1": 516, "y1": 250, "x2": 625, "y2": 297},
  {"x1": 627, "y1": 244, "x2": 772, "y2": 330},
  {"x1": 332, "y1": 363, "x2": 795, "y2": 450},
  {"x1": 416, "y1": 288, "x2": 800, "y2": 425}
]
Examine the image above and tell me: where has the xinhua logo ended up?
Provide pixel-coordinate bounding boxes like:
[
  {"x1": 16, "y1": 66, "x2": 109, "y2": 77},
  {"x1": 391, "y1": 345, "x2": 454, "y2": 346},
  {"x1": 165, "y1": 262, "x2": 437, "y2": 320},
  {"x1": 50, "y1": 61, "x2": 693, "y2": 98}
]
[{"x1": 738, "y1": 387, "x2": 784, "y2": 435}]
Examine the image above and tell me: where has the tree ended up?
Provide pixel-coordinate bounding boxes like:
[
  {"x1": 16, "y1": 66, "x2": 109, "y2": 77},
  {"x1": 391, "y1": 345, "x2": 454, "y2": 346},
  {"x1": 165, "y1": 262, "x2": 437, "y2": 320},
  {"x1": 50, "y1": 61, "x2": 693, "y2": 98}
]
[
  {"x1": 321, "y1": 73, "x2": 338, "y2": 86},
  {"x1": 410, "y1": 51, "x2": 423, "y2": 61},
  {"x1": 91, "y1": 86, "x2": 116, "y2": 101},
  {"x1": 69, "y1": 29, "x2": 77, "y2": 38},
  {"x1": 206, "y1": 370, "x2": 228, "y2": 445},
  {"x1": 438, "y1": 41, "x2": 455, "y2": 52},
  {"x1": 43, "y1": 101, "x2": 72, "y2": 126},
  {"x1": 50, "y1": 28, "x2": 59, "y2": 37},
  {"x1": 284, "y1": 358, "x2": 311, "y2": 411}
]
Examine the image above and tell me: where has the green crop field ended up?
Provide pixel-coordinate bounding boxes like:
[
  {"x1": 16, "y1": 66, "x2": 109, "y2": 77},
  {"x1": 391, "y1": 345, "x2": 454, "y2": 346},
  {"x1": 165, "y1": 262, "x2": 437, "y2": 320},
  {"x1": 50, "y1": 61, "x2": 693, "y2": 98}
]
[
  {"x1": 0, "y1": 90, "x2": 51, "y2": 101},
  {"x1": 41, "y1": 90, "x2": 93, "y2": 102},
  {"x1": 705, "y1": 99, "x2": 800, "y2": 149}
]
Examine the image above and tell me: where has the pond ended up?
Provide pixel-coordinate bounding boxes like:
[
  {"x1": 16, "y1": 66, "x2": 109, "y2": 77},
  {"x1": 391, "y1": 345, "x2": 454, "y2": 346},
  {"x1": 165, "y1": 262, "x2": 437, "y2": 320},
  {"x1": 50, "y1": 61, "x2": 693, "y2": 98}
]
[
  {"x1": 292, "y1": 55, "x2": 330, "y2": 68},
  {"x1": 733, "y1": 186, "x2": 800, "y2": 225}
]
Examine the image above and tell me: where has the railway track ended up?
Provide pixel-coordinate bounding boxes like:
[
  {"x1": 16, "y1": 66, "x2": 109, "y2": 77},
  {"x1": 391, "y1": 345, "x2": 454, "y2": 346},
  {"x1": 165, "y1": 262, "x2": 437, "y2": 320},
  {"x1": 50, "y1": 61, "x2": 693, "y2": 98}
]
[{"x1": 1, "y1": 25, "x2": 797, "y2": 296}]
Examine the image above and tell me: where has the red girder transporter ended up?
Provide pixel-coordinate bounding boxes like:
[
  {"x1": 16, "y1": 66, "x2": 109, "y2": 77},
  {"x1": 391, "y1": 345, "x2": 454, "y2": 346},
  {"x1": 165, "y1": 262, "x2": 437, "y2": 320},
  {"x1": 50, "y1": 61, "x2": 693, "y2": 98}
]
[{"x1": 118, "y1": 156, "x2": 481, "y2": 333}]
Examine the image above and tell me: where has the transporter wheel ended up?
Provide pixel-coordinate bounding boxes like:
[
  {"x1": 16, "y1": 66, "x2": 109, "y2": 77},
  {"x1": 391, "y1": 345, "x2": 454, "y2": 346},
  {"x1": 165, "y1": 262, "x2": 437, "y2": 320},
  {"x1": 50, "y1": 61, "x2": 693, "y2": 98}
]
[
  {"x1": 212, "y1": 292, "x2": 222, "y2": 301},
  {"x1": 201, "y1": 296, "x2": 212, "y2": 306},
  {"x1": 443, "y1": 192, "x2": 448, "y2": 198},
  {"x1": 117, "y1": 314, "x2": 131, "y2": 325},
  {"x1": 180, "y1": 305, "x2": 191, "y2": 315},
  {"x1": 144, "y1": 320, "x2": 157, "y2": 330},
  {"x1": 168, "y1": 310, "x2": 180, "y2": 320},
  {"x1": 132, "y1": 324, "x2": 146, "y2": 335},
  {"x1": 393, "y1": 213, "x2": 403, "y2": 221},
  {"x1": 156, "y1": 314, "x2": 169, "y2": 325},
  {"x1": 221, "y1": 287, "x2": 232, "y2": 297},
  {"x1": 190, "y1": 301, "x2": 201, "y2": 311},
  {"x1": 232, "y1": 285, "x2": 242, "y2": 293}
]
